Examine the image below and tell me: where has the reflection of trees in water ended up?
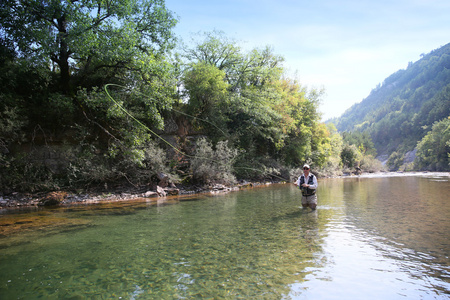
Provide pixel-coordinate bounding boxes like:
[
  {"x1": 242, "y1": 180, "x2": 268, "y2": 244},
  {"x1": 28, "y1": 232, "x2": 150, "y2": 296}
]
[
  {"x1": 341, "y1": 177, "x2": 449, "y2": 251},
  {"x1": 339, "y1": 176, "x2": 450, "y2": 292}
]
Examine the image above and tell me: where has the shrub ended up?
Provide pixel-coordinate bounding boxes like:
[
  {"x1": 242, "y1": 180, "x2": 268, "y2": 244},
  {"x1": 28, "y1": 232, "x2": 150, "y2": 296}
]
[
  {"x1": 67, "y1": 138, "x2": 173, "y2": 187},
  {"x1": 0, "y1": 154, "x2": 60, "y2": 192},
  {"x1": 360, "y1": 155, "x2": 385, "y2": 173},
  {"x1": 387, "y1": 151, "x2": 404, "y2": 171},
  {"x1": 191, "y1": 138, "x2": 239, "y2": 184},
  {"x1": 0, "y1": 105, "x2": 26, "y2": 154},
  {"x1": 340, "y1": 144, "x2": 361, "y2": 168}
]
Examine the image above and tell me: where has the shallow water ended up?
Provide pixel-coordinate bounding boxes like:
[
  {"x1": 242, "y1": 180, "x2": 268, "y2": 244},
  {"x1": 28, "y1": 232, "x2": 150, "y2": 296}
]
[{"x1": 1, "y1": 174, "x2": 449, "y2": 299}]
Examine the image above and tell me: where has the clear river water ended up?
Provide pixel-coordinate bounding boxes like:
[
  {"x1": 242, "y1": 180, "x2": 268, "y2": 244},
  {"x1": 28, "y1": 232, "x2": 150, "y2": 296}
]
[{"x1": 0, "y1": 173, "x2": 449, "y2": 299}]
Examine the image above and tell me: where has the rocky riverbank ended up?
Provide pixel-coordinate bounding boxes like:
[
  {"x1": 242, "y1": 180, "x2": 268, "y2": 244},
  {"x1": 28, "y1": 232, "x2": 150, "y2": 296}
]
[
  {"x1": 2, "y1": 171, "x2": 449, "y2": 210},
  {"x1": 0, "y1": 180, "x2": 276, "y2": 209}
]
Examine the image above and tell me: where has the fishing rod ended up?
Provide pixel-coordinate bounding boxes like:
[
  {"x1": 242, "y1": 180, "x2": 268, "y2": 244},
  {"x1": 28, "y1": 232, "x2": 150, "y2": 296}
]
[{"x1": 103, "y1": 83, "x2": 289, "y2": 182}]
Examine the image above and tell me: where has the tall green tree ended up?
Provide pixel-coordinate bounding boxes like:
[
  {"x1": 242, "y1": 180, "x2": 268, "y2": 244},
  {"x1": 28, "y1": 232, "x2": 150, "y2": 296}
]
[
  {"x1": 0, "y1": 0, "x2": 180, "y2": 191},
  {"x1": 180, "y1": 31, "x2": 330, "y2": 171},
  {"x1": 341, "y1": 131, "x2": 377, "y2": 157},
  {"x1": 0, "y1": 0, "x2": 180, "y2": 141},
  {"x1": 181, "y1": 32, "x2": 284, "y2": 145},
  {"x1": 0, "y1": 0, "x2": 178, "y2": 94},
  {"x1": 274, "y1": 78, "x2": 325, "y2": 166},
  {"x1": 182, "y1": 62, "x2": 229, "y2": 121}
]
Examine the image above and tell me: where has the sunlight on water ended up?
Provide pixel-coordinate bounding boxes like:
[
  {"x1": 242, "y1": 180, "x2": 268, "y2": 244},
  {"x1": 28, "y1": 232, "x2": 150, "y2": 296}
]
[{"x1": 0, "y1": 175, "x2": 449, "y2": 299}]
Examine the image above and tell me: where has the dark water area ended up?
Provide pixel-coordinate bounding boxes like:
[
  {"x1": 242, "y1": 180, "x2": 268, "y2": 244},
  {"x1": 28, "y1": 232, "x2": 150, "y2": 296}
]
[{"x1": 0, "y1": 174, "x2": 449, "y2": 299}]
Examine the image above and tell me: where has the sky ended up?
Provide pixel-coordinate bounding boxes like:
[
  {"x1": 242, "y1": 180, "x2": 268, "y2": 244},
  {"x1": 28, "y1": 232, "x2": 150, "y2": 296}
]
[{"x1": 164, "y1": 0, "x2": 450, "y2": 121}]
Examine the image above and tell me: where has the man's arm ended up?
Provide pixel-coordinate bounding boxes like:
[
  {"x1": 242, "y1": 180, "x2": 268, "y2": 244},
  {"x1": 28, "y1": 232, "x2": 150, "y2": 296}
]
[{"x1": 307, "y1": 175, "x2": 318, "y2": 189}]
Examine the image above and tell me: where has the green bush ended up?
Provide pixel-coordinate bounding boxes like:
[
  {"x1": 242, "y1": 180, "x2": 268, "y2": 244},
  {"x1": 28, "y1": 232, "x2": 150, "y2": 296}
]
[
  {"x1": 360, "y1": 155, "x2": 385, "y2": 173},
  {"x1": 67, "y1": 137, "x2": 172, "y2": 187},
  {"x1": 0, "y1": 105, "x2": 26, "y2": 154},
  {"x1": 0, "y1": 154, "x2": 60, "y2": 192},
  {"x1": 340, "y1": 144, "x2": 361, "y2": 168},
  {"x1": 191, "y1": 138, "x2": 239, "y2": 184},
  {"x1": 387, "y1": 151, "x2": 404, "y2": 171}
]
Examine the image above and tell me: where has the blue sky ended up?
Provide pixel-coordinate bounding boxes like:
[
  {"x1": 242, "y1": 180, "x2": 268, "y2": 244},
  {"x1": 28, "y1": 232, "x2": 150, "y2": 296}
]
[{"x1": 164, "y1": 0, "x2": 450, "y2": 121}]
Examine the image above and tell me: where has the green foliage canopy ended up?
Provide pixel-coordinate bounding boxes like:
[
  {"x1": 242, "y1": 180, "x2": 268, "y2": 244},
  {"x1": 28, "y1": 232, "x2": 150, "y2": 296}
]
[
  {"x1": 180, "y1": 31, "x2": 328, "y2": 170},
  {"x1": 415, "y1": 117, "x2": 450, "y2": 171},
  {"x1": 182, "y1": 62, "x2": 229, "y2": 120},
  {"x1": 0, "y1": 0, "x2": 178, "y2": 94}
]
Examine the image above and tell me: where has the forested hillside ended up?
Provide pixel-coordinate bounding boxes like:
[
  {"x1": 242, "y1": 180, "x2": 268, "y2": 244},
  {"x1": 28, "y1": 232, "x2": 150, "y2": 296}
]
[{"x1": 331, "y1": 43, "x2": 450, "y2": 170}]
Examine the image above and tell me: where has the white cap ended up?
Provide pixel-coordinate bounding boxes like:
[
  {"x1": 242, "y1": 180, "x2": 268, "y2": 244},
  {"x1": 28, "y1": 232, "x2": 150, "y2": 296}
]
[{"x1": 303, "y1": 164, "x2": 310, "y2": 169}]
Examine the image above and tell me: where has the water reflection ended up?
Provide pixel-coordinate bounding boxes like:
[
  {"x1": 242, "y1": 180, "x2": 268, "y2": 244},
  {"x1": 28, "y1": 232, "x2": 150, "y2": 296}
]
[
  {"x1": 296, "y1": 175, "x2": 450, "y2": 299},
  {"x1": 0, "y1": 175, "x2": 449, "y2": 299}
]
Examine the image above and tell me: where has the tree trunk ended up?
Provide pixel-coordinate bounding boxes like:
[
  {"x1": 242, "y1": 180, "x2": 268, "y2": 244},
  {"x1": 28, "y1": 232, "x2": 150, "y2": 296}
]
[{"x1": 57, "y1": 15, "x2": 71, "y2": 95}]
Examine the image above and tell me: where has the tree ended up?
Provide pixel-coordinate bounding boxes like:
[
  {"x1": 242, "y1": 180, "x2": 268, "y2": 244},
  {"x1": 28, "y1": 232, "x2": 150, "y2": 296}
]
[
  {"x1": 386, "y1": 151, "x2": 404, "y2": 171},
  {"x1": 340, "y1": 144, "x2": 361, "y2": 168},
  {"x1": 182, "y1": 31, "x2": 284, "y2": 91},
  {"x1": 183, "y1": 30, "x2": 242, "y2": 75},
  {"x1": 274, "y1": 78, "x2": 325, "y2": 166},
  {"x1": 181, "y1": 32, "x2": 286, "y2": 154},
  {"x1": 0, "y1": 0, "x2": 180, "y2": 151},
  {"x1": 180, "y1": 31, "x2": 331, "y2": 171},
  {"x1": 0, "y1": 0, "x2": 178, "y2": 94},
  {"x1": 341, "y1": 131, "x2": 377, "y2": 157},
  {"x1": 414, "y1": 117, "x2": 450, "y2": 171},
  {"x1": 0, "y1": 0, "x2": 180, "y2": 191},
  {"x1": 182, "y1": 62, "x2": 229, "y2": 121}
]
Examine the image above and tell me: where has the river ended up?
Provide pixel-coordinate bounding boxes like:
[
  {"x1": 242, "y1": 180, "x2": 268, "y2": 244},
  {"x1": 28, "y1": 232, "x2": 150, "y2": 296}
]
[{"x1": 0, "y1": 173, "x2": 449, "y2": 299}]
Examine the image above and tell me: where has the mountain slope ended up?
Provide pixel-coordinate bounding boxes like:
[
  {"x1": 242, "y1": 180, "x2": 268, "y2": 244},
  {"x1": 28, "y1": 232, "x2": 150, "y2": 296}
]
[{"x1": 331, "y1": 42, "x2": 450, "y2": 157}]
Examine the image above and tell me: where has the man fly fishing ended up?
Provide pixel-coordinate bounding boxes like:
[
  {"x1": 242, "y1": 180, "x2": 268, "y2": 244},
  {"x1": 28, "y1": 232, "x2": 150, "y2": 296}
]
[{"x1": 295, "y1": 164, "x2": 318, "y2": 210}]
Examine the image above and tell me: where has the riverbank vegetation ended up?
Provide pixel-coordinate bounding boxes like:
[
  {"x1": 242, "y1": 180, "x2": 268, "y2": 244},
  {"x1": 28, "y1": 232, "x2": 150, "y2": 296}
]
[{"x1": 0, "y1": 1, "x2": 448, "y2": 195}]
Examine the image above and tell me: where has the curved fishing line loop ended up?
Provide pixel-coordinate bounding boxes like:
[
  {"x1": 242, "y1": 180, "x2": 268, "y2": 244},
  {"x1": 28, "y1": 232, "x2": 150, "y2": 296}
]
[
  {"x1": 104, "y1": 83, "x2": 185, "y2": 156},
  {"x1": 170, "y1": 108, "x2": 228, "y2": 137},
  {"x1": 104, "y1": 83, "x2": 227, "y2": 137},
  {"x1": 103, "y1": 83, "x2": 289, "y2": 182}
]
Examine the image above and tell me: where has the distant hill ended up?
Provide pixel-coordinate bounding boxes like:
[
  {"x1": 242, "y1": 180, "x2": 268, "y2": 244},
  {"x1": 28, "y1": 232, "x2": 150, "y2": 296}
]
[{"x1": 330, "y1": 42, "x2": 450, "y2": 160}]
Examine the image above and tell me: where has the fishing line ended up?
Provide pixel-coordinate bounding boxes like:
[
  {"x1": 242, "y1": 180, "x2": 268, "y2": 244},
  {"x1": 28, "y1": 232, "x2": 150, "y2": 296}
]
[
  {"x1": 170, "y1": 108, "x2": 228, "y2": 137},
  {"x1": 104, "y1": 83, "x2": 185, "y2": 156},
  {"x1": 103, "y1": 83, "x2": 289, "y2": 182}
]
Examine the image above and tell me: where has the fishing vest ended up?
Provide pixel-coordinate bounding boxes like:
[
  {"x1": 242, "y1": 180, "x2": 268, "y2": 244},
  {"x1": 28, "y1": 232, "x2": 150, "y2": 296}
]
[{"x1": 299, "y1": 175, "x2": 316, "y2": 196}]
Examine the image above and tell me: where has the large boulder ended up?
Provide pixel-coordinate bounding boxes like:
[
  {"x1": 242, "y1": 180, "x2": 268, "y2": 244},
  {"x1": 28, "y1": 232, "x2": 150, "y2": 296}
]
[
  {"x1": 156, "y1": 186, "x2": 166, "y2": 197},
  {"x1": 164, "y1": 188, "x2": 180, "y2": 196}
]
